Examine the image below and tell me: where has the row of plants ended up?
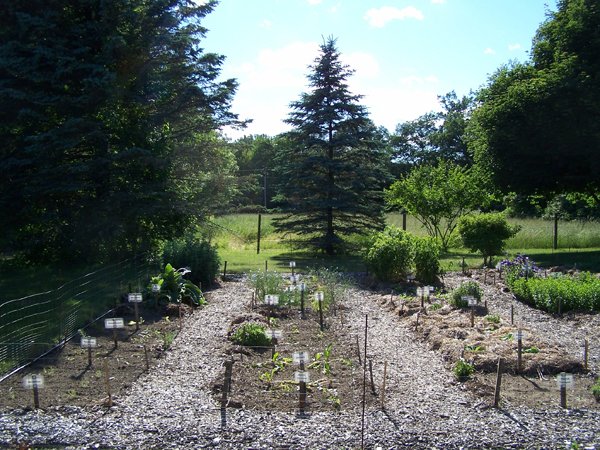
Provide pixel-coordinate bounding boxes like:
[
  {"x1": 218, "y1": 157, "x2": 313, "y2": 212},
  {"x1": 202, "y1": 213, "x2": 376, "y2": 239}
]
[{"x1": 502, "y1": 255, "x2": 600, "y2": 313}]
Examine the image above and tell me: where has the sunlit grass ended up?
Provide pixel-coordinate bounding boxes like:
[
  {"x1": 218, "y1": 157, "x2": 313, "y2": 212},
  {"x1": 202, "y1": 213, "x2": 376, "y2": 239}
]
[{"x1": 208, "y1": 213, "x2": 600, "y2": 274}]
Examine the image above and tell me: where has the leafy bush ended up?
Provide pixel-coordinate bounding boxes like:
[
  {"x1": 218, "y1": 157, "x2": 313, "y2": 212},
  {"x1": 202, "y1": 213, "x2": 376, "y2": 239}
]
[
  {"x1": 248, "y1": 270, "x2": 285, "y2": 302},
  {"x1": 365, "y1": 227, "x2": 414, "y2": 282},
  {"x1": 162, "y1": 235, "x2": 220, "y2": 289},
  {"x1": 592, "y1": 378, "x2": 600, "y2": 401},
  {"x1": 453, "y1": 359, "x2": 474, "y2": 380},
  {"x1": 231, "y1": 322, "x2": 272, "y2": 347},
  {"x1": 150, "y1": 263, "x2": 205, "y2": 306},
  {"x1": 509, "y1": 272, "x2": 600, "y2": 313},
  {"x1": 499, "y1": 254, "x2": 540, "y2": 284},
  {"x1": 458, "y1": 213, "x2": 520, "y2": 266},
  {"x1": 413, "y1": 236, "x2": 441, "y2": 283},
  {"x1": 365, "y1": 227, "x2": 441, "y2": 283},
  {"x1": 307, "y1": 267, "x2": 349, "y2": 312},
  {"x1": 450, "y1": 281, "x2": 482, "y2": 308}
]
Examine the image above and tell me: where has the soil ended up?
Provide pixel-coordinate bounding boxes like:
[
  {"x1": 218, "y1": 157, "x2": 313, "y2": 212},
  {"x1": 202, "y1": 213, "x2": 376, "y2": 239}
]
[
  {"x1": 0, "y1": 302, "x2": 189, "y2": 410},
  {"x1": 1, "y1": 271, "x2": 598, "y2": 413}
]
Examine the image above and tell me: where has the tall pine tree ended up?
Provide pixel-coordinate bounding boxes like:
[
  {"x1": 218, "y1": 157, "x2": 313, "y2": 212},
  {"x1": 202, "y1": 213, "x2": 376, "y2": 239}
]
[
  {"x1": 0, "y1": 0, "x2": 238, "y2": 262},
  {"x1": 274, "y1": 37, "x2": 388, "y2": 255}
]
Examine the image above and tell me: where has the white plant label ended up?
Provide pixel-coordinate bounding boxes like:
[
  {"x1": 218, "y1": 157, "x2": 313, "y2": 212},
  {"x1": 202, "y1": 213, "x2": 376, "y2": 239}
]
[
  {"x1": 290, "y1": 274, "x2": 300, "y2": 283},
  {"x1": 315, "y1": 292, "x2": 324, "y2": 302},
  {"x1": 516, "y1": 330, "x2": 525, "y2": 340},
  {"x1": 80, "y1": 337, "x2": 97, "y2": 348},
  {"x1": 128, "y1": 293, "x2": 143, "y2": 303},
  {"x1": 293, "y1": 351, "x2": 309, "y2": 365},
  {"x1": 151, "y1": 284, "x2": 160, "y2": 293},
  {"x1": 289, "y1": 261, "x2": 296, "y2": 268},
  {"x1": 557, "y1": 372, "x2": 574, "y2": 389},
  {"x1": 266, "y1": 329, "x2": 282, "y2": 340},
  {"x1": 294, "y1": 371, "x2": 310, "y2": 383},
  {"x1": 463, "y1": 296, "x2": 476, "y2": 306},
  {"x1": 22, "y1": 374, "x2": 44, "y2": 389},
  {"x1": 105, "y1": 318, "x2": 125, "y2": 329},
  {"x1": 264, "y1": 294, "x2": 279, "y2": 305},
  {"x1": 299, "y1": 282, "x2": 306, "y2": 292}
]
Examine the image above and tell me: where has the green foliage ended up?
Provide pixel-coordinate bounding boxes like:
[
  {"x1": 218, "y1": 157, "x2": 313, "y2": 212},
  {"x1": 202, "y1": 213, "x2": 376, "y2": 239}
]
[
  {"x1": 592, "y1": 378, "x2": 600, "y2": 400},
  {"x1": 470, "y1": 0, "x2": 600, "y2": 196},
  {"x1": 273, "y1": 37, "x2": 389, "y2": 255},
  {"x1": 450, "y1": 281, "x2": 483, "y2": 308},
  {"x1": 459, "y1": 213, "x2": 521, "y2": 266},
  {"x1": 151, "y1": 264, "x2": 205, "y2": 306},
  {"x1": 162, "y1": 236, "x2": 220, "y2": 289},
  {"x1": 365, "y1": 227, "x2": 414, "y2": 282},
  {"x1": 386, "y1": 160, "x2": 491, "y2": 251},
  {"x1": 0, "y1": 1, "x2": 238, "y2": 263},
  {"x1": 231, "y1": 323, "x2": 272, "y2": 347},
  {"x1": 365, "y1": 227, "x2": 441, "y2": 283},
  {"x1": 485, "y1": 314, "x2": 501, "y2": 324},
  {"x1": 507, "y1": 272, "x2": 600, "y2": 313},
  {"x1": 453, "y1": 359, "x2": 475, "y2": 380},
  {"x1": 248, "y1": 270, "x2": 285, "y2": 302},
  {"x1": 308, "y1": 267, "x2": 349, "y2": 312},
  {"x1": 308, "y1": 344, "x2": 333, "y2": 375},
  {"x1": 413, "y1": 235, "x2": 442, "y2": 283},
  {"x1": 523, "y1": 346, "x2": 540, "y2": 354}
]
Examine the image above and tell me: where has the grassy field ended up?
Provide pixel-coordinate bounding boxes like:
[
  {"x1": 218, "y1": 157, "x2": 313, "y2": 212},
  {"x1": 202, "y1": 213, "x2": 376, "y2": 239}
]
[{"x1": 211, "y1": 213, "x2": 600, "y2": 274}]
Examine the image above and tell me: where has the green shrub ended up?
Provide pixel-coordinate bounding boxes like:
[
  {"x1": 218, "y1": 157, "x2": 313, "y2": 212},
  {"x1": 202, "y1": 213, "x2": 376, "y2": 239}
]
[
  {"x1": 450, "y1": 281, "x2": 482, "y2": 308},
  {"x1": 453, "y1": 359, "x2": 474, "y2": 380},
  {"x1": 458, "y1": 213, "x2": 520, "y2": 266},
  {"x1": 365, "y1": 227, "x2": 441, "y2": 283},
  {"x1": 413, "y1": 236, "x2": 441, "y2": 283},
  {"x1": 508, "y1": 272, "x2": 600, "y2": 313},
  {"x1": 365, "y1": 227, "x2": 413, "y2": 282},
  {"x1": 231, "y1": 323, "x2": 272, "y2": 347},
  {"x1": 248, "y1": 270, "x2": 285, "y2": 302},
  {"x1": 592, "y1": 378, "x2": 600, "y2": 400},
  {"x1": 162, "y1": 235, "x2": 220, "y2": 289},
  {"x1": 150, "y1": 263, "x2": 205, "y2": 306},
  {"x1": 307, "y1": 267, "x2": 349, "y2": 312}
]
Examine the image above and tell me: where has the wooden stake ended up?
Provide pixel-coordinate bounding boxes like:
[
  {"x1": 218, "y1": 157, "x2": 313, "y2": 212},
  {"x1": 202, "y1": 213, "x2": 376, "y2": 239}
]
[
  {"x1": 493, "y1": 358, "x2": 503, "y2": 408},
  {"x1": 299, "y1": 360, "x2": 307, "y2": 412},
  {"x1": 356, "y1": 334, "x2": 362, "y2": 365},
  {"x1": 223, "y1": 261, "x2": 228, "y2": 279},
  {"x1": 144, "y1": 345, "x2": 149, "y2": 372},
  {"x1": 380, "y1": 361, "x2": 388, "y2": 409},
  {"x1": 560, "y1": 385, "x2": 567, "y2": 409},
  {"x1": 221, "y1": 359, "x2": 234, "y2": 427},
  {"x1": 318, "y1": 295, "x2": 324, "y2": 331},
  {"x1": 510, "y1": 305, "x2": 514, "y2": 325},
  {"x1": 32, "y1": 385, "x2": 40, "y2": 410},
  {"x1": 517, "y1": 335, "x2": 523, "y2": 374},
  {"x1": 87, "y1": 346, "x2": 93, "y2": 367},
  {"x1": 368, "y1": 359, "x2": 377, "y2": 395},
  {"x1": 470, "y1": 305, "x2": 475, "y2": 327},
  {"x1": 113, "y1": 329, "x2": 118, "y2": 349},
  {"x1": 257, "y1": 213, "x2": 261, "y2": 255},
  {"x1": 104, "y1": 359, "x2": 113, "y2": 407},
  {"x1": 584, "y1": 339, "x2": 589, "y2": 371}
]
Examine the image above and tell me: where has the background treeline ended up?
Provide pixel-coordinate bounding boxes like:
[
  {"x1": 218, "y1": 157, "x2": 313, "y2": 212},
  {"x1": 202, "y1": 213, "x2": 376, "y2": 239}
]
[{"x1": 1, "y1": 0, "x2": 599, "y2": 267}]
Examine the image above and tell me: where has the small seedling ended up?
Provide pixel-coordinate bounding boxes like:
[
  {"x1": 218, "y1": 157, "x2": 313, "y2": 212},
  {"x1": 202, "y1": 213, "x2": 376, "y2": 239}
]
[
  {"x1": 485, "y1": 314, "x2": 501, "y2": 324},
  {"x1": 523, "y1": 346, "x2": 540, "y2": 354},
  {"x1": 453, "y1": 359, "x2": 475, "y2": 380},
  {"x1": 500, "y1": 333, "x2": 514, "y2": 341},
  {"x1": 430, "y1": 302, "x2": 442, "y2": 311},
  {"x1": 465, "y1": 344, "x2": 485, "y2": 353}
]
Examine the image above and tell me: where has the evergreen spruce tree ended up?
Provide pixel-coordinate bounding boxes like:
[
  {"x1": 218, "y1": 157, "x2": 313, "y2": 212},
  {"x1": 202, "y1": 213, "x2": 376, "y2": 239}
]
[
  {"x1": 0, "y1": 0, "x2": 238, "y2": 262},
  {"x1": 274, "y1": 37, "x2": 389, "y2": 255}
]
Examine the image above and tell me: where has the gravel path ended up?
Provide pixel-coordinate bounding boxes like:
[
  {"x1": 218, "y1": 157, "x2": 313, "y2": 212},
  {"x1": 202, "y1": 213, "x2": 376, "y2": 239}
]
[{"x1": 1, "y1": 275, "x2": 599, "y2": 449}]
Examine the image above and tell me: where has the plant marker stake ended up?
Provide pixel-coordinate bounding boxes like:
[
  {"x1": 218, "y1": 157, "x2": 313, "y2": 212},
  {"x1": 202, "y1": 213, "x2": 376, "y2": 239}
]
[
  {"x1": 290, "y1": 261, "x2": 296, "y2": 276},
  {"x1": 103, "y1": 359, "x2": 112, "y2": 407},
  {"x1": 299, "y1": 359, "x2": 307, "y2": 413},
  {"x1": 516, "y1": 331, "x2": 523, "y2": 373},
  {"x1": 484, "y1": 271, "x2": 487, "y2": 284},
  {"x1": 128, "y1": 293, "x2": 143, "y2": 331},
  {"x1": 380, "y1": 361, "x2": 388, "y2": 410},
  {"x1": 470, "y1": 304, "x2": 475, "y2": 327},
  {"x1": 493, "y1": 272, "x2": 496, "y2": 284},
  {"x1": 23, "y1": 374, "x2": 43, "y2": 409},
  {"x1": 223, "y1": 261, "x2": 227, "y2": 279},
  {"x1": 510, "y1": 305, "x2": 514, "y2": 325},
  {"x1": 144, "y1": 345, "x2": 149, "y2": 372},
  {"x1": 361, "y1": 314, "x2": 368, "y2": 450},
  {"x1": 316, "y1": 291, "x2": 324, "y2": 331},
  {"x1": 584, "y1": 339, "x2": 589, "y2": 371},
  {"x1": 105, "y1": 318, "x2": 124, "y2": 349},
  {"x1": 356, "y1": 334, "x2": 362, "y2": 365},
  {"x1": 299, "y1": 286, "x2": 305, "y2": 318},
  {"x1": 493, "y1": 358, "x2": 503, "y2": 408},
  {"x1": 368, "y1": 359, "x2": 377, "y2": 395},
  {"x1": 221, "y1": 359, "x2": 233, "y2": 428},
  {"x1": 557, "y1": 372, "x2": 573, "y2": 409}
]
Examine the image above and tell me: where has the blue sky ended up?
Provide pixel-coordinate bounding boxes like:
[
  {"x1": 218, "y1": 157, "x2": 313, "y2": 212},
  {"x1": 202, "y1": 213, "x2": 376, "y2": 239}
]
[{"x1": 202, "y1": 0, "x2": 557, "y2": 138}]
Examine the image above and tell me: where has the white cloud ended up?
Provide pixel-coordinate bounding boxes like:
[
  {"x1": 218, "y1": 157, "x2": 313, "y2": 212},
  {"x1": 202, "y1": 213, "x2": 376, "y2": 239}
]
[
  {"x1": 259, "y1": 19, "x2": 272, "y2": 29},
  {"x1": 364, "y1": 6, "x2": 424, "y2": 28},
  {"x1": 508, "y1": 43, "x2": 522, "y2": 51},
  {"x1": 484, "y1": 47, "x2": 496, "y2": 55}
]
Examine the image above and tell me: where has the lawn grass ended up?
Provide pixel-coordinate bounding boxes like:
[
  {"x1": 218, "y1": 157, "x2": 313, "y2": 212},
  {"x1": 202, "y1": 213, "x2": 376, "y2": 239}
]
[{"x1": 209, "y1": 213, "x2": 600, "y2": 274}]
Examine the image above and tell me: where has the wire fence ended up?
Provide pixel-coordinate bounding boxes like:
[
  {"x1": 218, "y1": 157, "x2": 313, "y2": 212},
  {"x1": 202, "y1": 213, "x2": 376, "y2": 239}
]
[{"x1": 0, "y1": 256, "x2": 158, "y2": 379}]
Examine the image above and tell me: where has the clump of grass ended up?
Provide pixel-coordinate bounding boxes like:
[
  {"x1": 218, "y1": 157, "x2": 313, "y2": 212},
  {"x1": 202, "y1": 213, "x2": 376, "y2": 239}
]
[
  {"x1": 453, "y1": 359, "x2": 475, "y2": 380},
  {"x1": 485, "y1": 314, "x2": 501, "y2": 324}
]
